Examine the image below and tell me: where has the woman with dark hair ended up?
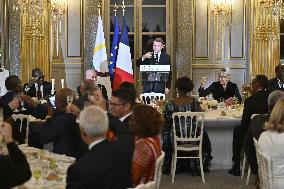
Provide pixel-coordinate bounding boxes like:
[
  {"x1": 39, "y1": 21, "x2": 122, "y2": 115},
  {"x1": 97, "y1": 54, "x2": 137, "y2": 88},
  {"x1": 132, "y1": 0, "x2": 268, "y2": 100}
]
[
  {"x1": 129, "y1": 105, "x2": 164, "y2": 186},
  {"x1": 163, "y1": 77, "x2": 212, "y2": 175}
]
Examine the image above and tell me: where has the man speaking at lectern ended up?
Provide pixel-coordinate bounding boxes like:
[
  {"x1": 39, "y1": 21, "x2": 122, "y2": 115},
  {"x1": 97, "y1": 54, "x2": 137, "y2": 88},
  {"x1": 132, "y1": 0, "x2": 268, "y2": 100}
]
[{"x1": 136, "y1": 38, "x2": 172, "y2": 94}]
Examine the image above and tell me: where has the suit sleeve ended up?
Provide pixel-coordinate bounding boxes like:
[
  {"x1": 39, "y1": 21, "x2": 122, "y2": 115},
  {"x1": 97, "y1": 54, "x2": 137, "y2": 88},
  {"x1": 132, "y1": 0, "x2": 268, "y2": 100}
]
[
  {"x1": 39, "y1": 114, "x2": 75, "y2": 144},
  {"x1": 0, "y1": 142, "x2": 31, "y2": 188},
  {"x1": 198, "y1": 83, "x2": 215, "y2": 97},
  {"x1": 66, "y1": 163, "x2": 85, "y2": 189},
  {"x1": 240, "y1": 98, "x2": 251, "y2": 133},
  {"x1": 234, "y1": 85, "x2": 242, "y2": 102}
]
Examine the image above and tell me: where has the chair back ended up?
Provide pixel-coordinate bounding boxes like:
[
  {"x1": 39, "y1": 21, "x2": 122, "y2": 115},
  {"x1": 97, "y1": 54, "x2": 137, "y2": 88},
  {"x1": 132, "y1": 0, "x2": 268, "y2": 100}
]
[
  {"x1": 254, "y1": 141, "x2": 273, "y2": 189},
  {"x1": 134, "y1": 182, "x2": 156, "y2": 189},
  {"x1": 11, "y1": 114, "x2": 30, "y2": 144},
  {"x1": 153, "y1": 151, "x2": 165, "y2": 189},
  {"x1": 140, "y1": 92, "x2": 165, "y2": 103},
  {"x1": 172, "y1": 112, "x2": 205, "y2": 146}
]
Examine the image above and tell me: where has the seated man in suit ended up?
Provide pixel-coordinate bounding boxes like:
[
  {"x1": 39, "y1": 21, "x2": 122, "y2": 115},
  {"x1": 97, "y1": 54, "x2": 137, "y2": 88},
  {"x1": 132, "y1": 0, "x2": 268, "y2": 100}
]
[
  {"x1": 24, "y1": 68, "x2": 52, "y2": 99},
  {"x1": 0, "y1": 122, "x2": 31, "y2": 188},
  {"x1": 136, "y1": 38, "x2": 172, "y2": 94},
  {"x1": 66, "y1": 106, "x2": 131, "y2": 189},
  {"x1": 267, "y1": 64, "x2": 284, "y2": 92},
  {"x1": 244, "y1": 90, "x2": 284, "y2": 177},
  {"x1": 0, "y1": 75, "x2": 48, "y2": 144},
  {"x1": 229, "y1": 75, "x2": 269, "y2": 176},
  {"x1": 77, "y1": 69, "x2": 108, "y2": 100}
]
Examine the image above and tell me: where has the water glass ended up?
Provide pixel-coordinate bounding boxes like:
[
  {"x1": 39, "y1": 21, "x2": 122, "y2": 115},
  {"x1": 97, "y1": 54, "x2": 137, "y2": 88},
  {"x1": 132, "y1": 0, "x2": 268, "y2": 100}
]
[{"x1": 66, "y1": 95, "x2": 73, "y2": 105}]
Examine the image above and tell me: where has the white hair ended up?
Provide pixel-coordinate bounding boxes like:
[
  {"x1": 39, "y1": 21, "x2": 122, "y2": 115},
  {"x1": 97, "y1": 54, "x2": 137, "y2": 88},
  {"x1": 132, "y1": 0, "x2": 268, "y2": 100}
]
[
  {"x1": 78, "y1": 106, "x2": 109, "y2": 137},
  {"x1": 268, "y1": 90, "x2": 284, "y2": 111},
  {"x1": 219, "y1": 67, "x2": 231, "y2": 78}
]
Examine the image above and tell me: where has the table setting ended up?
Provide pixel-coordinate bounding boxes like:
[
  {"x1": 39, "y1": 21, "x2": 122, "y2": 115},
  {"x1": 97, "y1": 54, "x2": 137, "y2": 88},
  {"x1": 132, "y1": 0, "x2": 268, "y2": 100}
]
[{"x1": 14, "y1": 145, "x2": 75, "y2": 189}]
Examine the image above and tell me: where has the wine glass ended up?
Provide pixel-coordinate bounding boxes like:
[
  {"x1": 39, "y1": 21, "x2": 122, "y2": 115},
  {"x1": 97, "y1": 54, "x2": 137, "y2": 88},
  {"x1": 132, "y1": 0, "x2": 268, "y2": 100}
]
[
  {"x1": 201, "y1": 76, "x2": 208, "y2": 86},
  {"x1": 66, "y1": 95, "x2": 73, "y2": 105},
  {"x1": 32, "y1": 162, "x2": 42, "y2": 183}
]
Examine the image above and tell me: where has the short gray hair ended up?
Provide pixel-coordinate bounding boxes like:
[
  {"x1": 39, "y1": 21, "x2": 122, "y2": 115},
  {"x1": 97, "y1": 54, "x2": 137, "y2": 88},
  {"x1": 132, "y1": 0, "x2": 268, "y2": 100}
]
[
  {"x1": 268, "y1": 90, "x2": 284, "y2": 111},
  {"x1": 78, "y1": 106, "x2": 109, "y2": 137},
  {"x1": 218, "y1": 67, "x2": 231, "y2": 78}
]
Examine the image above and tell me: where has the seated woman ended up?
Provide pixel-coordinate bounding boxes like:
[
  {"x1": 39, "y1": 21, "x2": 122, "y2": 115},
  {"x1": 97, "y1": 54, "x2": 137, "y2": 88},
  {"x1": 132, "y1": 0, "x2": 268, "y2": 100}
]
[
  {"x1": 163, "y1": 77, "x2": 212, "y2": 175},
  {"x1": 39, "y1": 88, "x2": 87, "y2": 159},
  {"x1": 198, "y1": 67, "x2": 242, "y2": 102},
  {"x1": 258, "y1": 98, "x2": 284, "y2": 189},
  {"x1": 129, "y1": 105, "x2": 164, "y2": 187}
]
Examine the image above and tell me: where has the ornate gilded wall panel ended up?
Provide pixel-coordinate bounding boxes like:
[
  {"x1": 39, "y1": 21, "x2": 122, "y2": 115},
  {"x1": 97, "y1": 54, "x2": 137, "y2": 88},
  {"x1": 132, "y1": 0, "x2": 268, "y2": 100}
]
[
  {"x1": 176, "y1": 0, "x2": 193, "y2": 78},
  {"x1": 83, "y1": 0, "x2": 101, "y2": 72},
  {"x1": 8, "y1": 0, "x2": 21, "y2": 75},
  {"x1": 250, "y1": 0, "x2": 279, "y2": 79}
]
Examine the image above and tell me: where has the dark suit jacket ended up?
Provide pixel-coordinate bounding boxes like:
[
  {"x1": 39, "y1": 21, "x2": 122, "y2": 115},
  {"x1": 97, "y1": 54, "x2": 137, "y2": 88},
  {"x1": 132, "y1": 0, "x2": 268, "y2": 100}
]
[
  {"x1": 24, "y1": 81, "x2": 52, "y2": 99},
  {"x1": 39, "y1": 112, "x2": 87, "y2": 159},
  {"x1": 267, "y1": 77, "x2": 284, "y2": 93},
  {"x1": 77, "y1": 84, "x2": 108, "y2": 100},
  {"x1": 244, "y1": 114, "x2": 268, "y2": 174},
  {"x1": 198, "y1": 81, "x2": 242, "y2": 102},
  {"x1": 136, "y1": 51, "x2": 172, "y2": 93},
  {"x1": 0, "y1": 142, "x2": 31, "y2": 189},
  {"x1": 66, "y1": 140, "x2": 131, "y2": 189},
  {"x1": 240, "y1": 90, "x2": 269, "y2": 133},
  {"x1": 107, "y1": 113, "x2": 134, "y2": 187}
]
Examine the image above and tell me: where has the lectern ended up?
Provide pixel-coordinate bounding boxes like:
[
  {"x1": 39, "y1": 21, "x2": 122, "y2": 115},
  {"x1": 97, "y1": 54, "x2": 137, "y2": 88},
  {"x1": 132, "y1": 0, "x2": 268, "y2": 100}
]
[{"x1": 139, "y1": 65, "x2": 170, "y2": 93}]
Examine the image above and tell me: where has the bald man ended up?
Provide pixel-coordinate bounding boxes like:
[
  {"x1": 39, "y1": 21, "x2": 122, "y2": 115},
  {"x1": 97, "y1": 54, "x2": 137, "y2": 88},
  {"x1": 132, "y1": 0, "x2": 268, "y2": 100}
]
[{"x1": 77, "y1": 69, "x2": 108, "y2": 100}]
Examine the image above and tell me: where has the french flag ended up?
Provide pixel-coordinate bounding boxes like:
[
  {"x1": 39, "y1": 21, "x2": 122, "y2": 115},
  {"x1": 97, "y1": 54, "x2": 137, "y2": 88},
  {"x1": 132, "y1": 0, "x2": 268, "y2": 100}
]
[{"x1": 112, "y1": 16, "x2": 134, "y2": 90}]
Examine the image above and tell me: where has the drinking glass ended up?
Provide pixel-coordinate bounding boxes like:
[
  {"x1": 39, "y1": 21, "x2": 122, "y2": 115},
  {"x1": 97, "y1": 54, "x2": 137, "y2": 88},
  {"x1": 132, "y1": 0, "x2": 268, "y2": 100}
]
[
  {"x1": 32, "y1": 162, "x2": 42, "y2": 183},
  {"x1": 66, "y1": 95, "x2": 73, "y2": 105}
]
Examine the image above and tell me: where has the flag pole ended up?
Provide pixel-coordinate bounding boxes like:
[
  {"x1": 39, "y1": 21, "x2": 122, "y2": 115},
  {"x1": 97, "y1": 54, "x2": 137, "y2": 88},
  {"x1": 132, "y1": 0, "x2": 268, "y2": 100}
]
[
  {"x1": 114, "y1": 3, "x2": 118, "y2": 16},
  {"x1": 98, "y1": 3, "x2": 101, "y2": 16},
  {"x1": 122, "y1": 0, "x2": 125, "y2": 16}
]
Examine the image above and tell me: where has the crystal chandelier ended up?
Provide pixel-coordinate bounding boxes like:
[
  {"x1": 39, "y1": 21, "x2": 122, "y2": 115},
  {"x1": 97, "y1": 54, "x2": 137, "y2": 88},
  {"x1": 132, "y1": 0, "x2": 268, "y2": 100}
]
[
  {"x1": 209, "y1": 0, "x2": 234, "y2": 63},
  {"x1": 210, "y1": 0, "x2": 234, "y2": 25},
  {"x1": 50, "y1": 0, "x2": 67, "y2": 21}
]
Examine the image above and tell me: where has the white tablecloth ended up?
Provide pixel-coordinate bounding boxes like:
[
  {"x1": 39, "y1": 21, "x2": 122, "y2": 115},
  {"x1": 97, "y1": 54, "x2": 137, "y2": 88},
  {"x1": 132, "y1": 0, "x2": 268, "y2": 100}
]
[
  {"x1": 203, "y1": 108, "x2": 243, "y2": 170},
  {"x1": 0, "y1": 69, "x2": 9, "y2": 96},
  {"x1": 15, "y1": 145, "x2": 75, "y2": 189}
]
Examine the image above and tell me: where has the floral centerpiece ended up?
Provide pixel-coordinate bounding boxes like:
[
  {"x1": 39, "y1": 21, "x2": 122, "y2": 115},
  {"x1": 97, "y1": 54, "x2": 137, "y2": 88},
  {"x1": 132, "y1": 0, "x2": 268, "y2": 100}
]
[
  {"x1": 198, "y1": 97, "x2": 209, "y2": 111},
  {"x1": 208, "y1": 100, "x2": 218, "y2": 109}
]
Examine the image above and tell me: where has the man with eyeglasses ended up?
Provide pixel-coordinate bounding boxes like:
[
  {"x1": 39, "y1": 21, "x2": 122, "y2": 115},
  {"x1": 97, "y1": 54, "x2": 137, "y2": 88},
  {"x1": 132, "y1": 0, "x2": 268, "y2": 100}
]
[{"x1": 77, "y1": 69, "x2": 108, "y2": 100}]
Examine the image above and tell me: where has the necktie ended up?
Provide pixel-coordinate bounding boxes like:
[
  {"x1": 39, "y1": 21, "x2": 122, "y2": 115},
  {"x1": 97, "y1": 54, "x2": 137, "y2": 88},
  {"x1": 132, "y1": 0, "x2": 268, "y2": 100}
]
[{"x1": 155, "y1": 53, "x2": 158, "y2": 63}]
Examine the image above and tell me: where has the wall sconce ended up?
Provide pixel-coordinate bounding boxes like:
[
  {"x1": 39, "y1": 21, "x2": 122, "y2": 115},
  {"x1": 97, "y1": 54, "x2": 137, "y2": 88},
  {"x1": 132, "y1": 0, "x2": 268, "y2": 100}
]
[{"x1": 209, "y1": 0, "x2": 234, "y2": 63}]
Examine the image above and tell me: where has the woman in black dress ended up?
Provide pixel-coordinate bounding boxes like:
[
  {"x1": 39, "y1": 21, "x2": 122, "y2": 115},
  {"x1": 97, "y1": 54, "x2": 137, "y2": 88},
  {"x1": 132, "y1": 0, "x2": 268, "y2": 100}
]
[
  {"x1": 162, "y1": 77, "x2": 212, "y2": 175},
  {"x1": 198, "y1": 67, "x2": 242, "y2": 102}
]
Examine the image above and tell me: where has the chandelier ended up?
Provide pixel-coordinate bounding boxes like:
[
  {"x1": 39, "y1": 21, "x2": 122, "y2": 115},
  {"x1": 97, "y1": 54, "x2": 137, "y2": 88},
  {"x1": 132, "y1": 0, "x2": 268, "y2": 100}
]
[
  {"x1": 50, "y1": 0, "x2": 67, "y2": 21},
  {"x1": 209, "y1": 0, "x2": 234, "y2": 63},
  {"x1": 210, "y1": 0, "x2": 234, "y2": 24}
]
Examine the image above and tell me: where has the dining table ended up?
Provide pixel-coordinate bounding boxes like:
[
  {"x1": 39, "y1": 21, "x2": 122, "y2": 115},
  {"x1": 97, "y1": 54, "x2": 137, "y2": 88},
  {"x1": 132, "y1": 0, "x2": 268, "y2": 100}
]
[
  {"x1": 203, "y1": 106, "x2": 243, "y2": 170},
  {"x1": 15, "y1": 145, "x2": 75, "y2": 189}
]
